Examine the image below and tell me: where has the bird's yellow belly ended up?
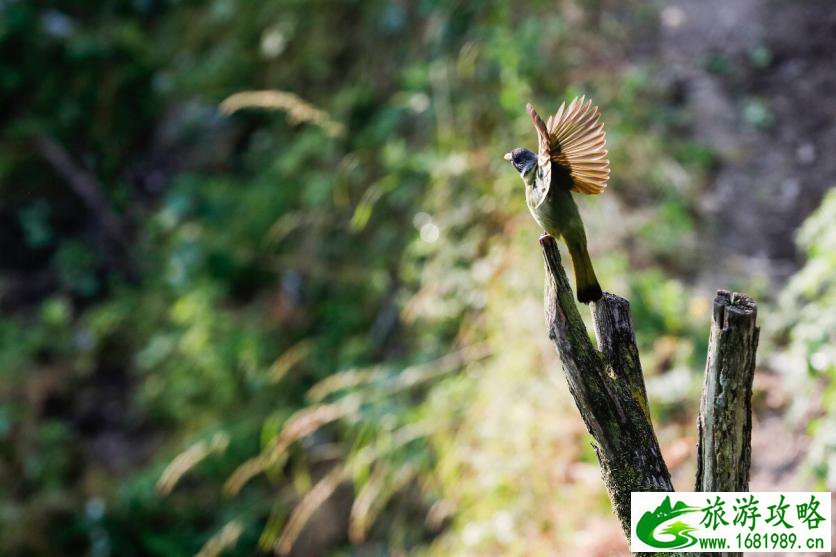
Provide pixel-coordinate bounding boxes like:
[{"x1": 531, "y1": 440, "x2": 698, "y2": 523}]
[{"x1": 527, "y1": 191, "x2": 566, "y2": 238}]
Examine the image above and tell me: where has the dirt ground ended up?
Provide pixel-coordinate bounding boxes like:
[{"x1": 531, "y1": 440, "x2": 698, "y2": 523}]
[
  {"x1": 659, "y1": 0, "x2": 836, "y2": 288},
  {"x1": 657, "y1": 1, "x2": 834, "y2": 555}
]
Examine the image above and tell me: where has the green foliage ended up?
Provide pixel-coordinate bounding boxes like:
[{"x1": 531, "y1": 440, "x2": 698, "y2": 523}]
[{"x1": 778, "y1": 190, "x2": 836, "y2": 489}]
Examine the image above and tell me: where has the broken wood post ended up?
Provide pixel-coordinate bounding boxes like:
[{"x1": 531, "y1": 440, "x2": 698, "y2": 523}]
[
  {"x1": 696, "y1": 290, "x2": 759, "y2": 493},
  {"x1": 540, "y1": 235, "x2": 674, "y2": 539},
  {"x1": 540, "y1": 237, "x2": 760, "y2": 556}
]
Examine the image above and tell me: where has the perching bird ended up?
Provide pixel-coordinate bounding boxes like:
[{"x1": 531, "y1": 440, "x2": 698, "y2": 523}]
[{"x1": 504, "y1": 96, "x2": 609, "y2": 303}]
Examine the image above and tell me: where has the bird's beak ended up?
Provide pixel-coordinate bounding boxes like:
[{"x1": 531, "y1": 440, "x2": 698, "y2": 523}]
[{"x1": 503, "y1": 152, "x2": 512, "y2": 162}]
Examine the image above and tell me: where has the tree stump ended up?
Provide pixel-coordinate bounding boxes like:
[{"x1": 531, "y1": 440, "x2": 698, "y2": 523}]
[{"x1": 539, "y1": 236, "x2": 759, "y2": 553}]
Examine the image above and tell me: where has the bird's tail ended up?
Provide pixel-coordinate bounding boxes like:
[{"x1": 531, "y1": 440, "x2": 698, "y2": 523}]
[{"x1": 567, "y1": 240, "x2": 602, "y2": 304}]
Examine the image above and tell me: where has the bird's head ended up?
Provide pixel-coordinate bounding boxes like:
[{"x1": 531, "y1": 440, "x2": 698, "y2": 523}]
[{"x1": 503, "y1": 147, "x2": 537, "y2": 185}]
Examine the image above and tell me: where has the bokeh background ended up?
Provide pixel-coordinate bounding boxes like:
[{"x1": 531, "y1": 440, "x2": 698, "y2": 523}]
[{"x1": 1, "y1": 1, "x2": 834, "y2": 555}]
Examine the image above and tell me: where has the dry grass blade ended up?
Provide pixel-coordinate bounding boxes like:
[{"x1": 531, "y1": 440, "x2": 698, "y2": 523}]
[
  {"x1": 195, "y1": 520, "x2": 243, "y2": 557},
  {"x1": 307, "y1": 343, "x2": 489, "y2": 402},
  {"x1": 219, "y1": 90, "x2": 345, "y2": 137},
  {"x1": 306, "y1": 367, "x2": 382, "y2": 402},
  {"x1": 157, "y1": 432, "x2": 229, "y2": 496},
  {"x1": 349, "y1": 464, "x2": 416, "y2": 543},
  {"x1": 224, "y1": 396, "x2": 361, "y2": 495},
  {"x1": 223, "y1": 455, "x2": 271, "y2": 497},
  {"x1": 275, "y1": 466, "x2": 347, "y2": 556},
  {"x1": 353, "y1": 422, "x2": 435, "y2": 469},
  {"x1": 275, "y1": 424, "x2": 431, "y2": 554},
  {"x1": 267, "y1": 340, "x2": 314, "y2": 383},
  {"x1": 348, "y1": 465, "x2": 388, "y2": 544},
  {"x1": 384, "y1": 342, "x2": 490, "y2": 394}
]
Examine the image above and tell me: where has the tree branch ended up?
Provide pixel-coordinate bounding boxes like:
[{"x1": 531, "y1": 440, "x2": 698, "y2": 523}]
[
  {"x1": 541, "y1": 236, "x2": 760, "y2": 557},
  {"x1": 540, "y1": 235, "x2": 673, "y2": 540},
  {"x1": 35, "y1": 134, "x2": 130, "y2": 251}
]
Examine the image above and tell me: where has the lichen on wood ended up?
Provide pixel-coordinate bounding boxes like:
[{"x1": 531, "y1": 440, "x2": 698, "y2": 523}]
[
  {"x1": 696, "y1": 290, "x2": 759, "y2": 493},
  {"x1": 539, "y1": 236, "x2": 759, "y2": 556},
  {"x1": 540, "y1": 235, "x2": 673, "y2": 539}
]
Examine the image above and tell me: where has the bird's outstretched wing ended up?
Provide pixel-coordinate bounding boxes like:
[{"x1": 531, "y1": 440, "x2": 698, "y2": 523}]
[
  {"x1": 526, "y1": 103, "x2": 552, "y2": 208},
  {"x1": 546, "y1": 96, "x2": 609, "y2": 195}
]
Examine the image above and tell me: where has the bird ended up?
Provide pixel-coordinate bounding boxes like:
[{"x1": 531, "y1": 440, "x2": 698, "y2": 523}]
[{"x1": 504, "y1": 96, "x2": 609, "y2": 303}]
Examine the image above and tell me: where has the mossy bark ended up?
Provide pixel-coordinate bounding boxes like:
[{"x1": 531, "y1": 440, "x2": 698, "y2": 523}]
[
  {"x1": 540, "y1": 236, "x2": 673, "y2": 541},
  {"x1": 540, "y1": 237, "x2": 758, "y2": 557},
  {"x1": 696, "y1": 290, "x2": 759, "y2": 492},
  {"x1": 695, "y1": 290, "x2": 759, "y2": 557}
]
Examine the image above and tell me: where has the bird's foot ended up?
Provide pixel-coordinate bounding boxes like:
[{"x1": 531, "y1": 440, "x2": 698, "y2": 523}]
[{"x1": 538, "y1": 233, "x2": 554, "y2": 246}]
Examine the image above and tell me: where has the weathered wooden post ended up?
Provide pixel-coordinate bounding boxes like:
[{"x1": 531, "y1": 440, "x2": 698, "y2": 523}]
[
  {"x1": 696, "y1": 290, "x2": 759, "y2": 493},
  {"x1": 539, "y1": 236, "x2": 759, "y2": 554},
  {"x1": 695, "y1": 291, "x2": 759, "y2": 557}
]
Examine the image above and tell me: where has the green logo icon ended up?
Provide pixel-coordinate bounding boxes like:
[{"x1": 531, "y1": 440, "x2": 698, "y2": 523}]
[{"x1": 636, "y1": 496, "x2": 701, "y2": 549}]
